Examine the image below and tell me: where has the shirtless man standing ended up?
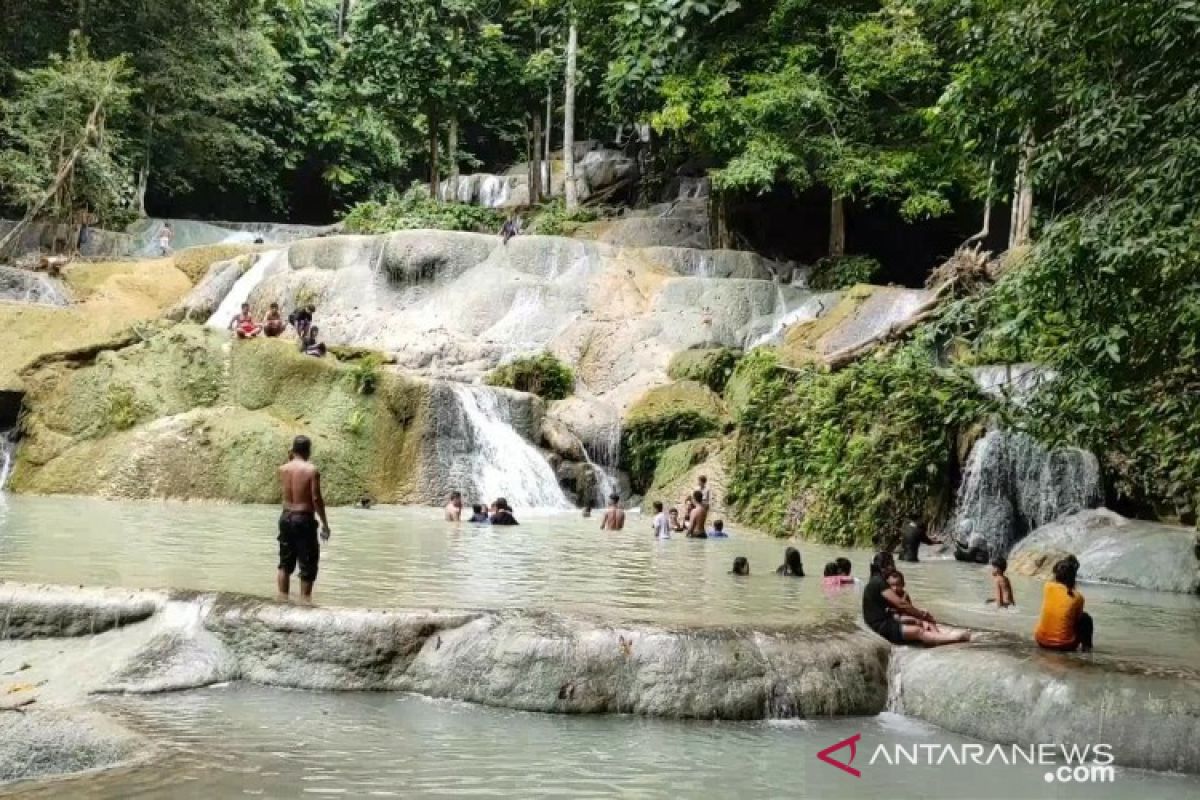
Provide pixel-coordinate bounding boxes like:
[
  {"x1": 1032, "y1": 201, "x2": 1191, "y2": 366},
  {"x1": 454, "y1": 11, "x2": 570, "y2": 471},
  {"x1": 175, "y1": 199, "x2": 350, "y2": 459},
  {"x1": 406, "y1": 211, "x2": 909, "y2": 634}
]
[
  {"x1": 600, "y1": 493, "x2": 625, "y2": 530},
  {"x1": 444, "y1": 491, "x2": 463, "y2": 521},
  {"x1": 277, "y1": 435, "x2": 331, "y2": 602}
]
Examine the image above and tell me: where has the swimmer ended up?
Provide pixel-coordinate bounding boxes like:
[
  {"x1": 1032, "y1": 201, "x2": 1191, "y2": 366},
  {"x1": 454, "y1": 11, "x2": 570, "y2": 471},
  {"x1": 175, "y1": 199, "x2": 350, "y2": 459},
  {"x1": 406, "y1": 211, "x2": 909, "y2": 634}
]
[
  {"x1": 468, "y1": 504, "x2": 490, "y2": 523},
  {"x1": 730, "y1": 556, "x2": 750, "y2": 576},
  {"x1": 651, "y1": 501, "x2": 672, "y2": 539},
  {"x1": 444, "y1": 491, "x2": 463, "y2": 522},
  {"x1": 600, "y1": 493, "x2": 625, "y2": 530},
  {"x1": 775, "y1": 547, "x2": 804, "y2": 577},
  {"x1": 708, "y1": 519, "x2": 728, "y2": 538},
  {"x1": 358, "y1": 494, "x2": 373, "y2": 509},
  {"x1": 668, "y1": 507, "x2": 685, "y2": 532},
  {"x1": 490, "y1": 498, "x2": 519, "y2": 526},
  {"x1": 821, "y1": 562, "x2": 842, "y2": 588},
  {"x1": 897, "y1": 519, "x2": 939, "y2": 562},
  {"x1": 836, "y1": 557, "x2": 857, "y2": 585},
  {"x1": 987, "y1": 556, "x2": 1015, "y2": 608}
]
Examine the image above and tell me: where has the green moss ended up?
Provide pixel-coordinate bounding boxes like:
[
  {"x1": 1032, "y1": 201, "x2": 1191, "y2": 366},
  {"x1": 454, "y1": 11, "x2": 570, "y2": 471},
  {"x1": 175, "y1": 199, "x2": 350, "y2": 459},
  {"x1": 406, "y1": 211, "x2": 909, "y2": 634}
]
[
  {"x1": 667, "y1": 347, "x2": 742, "y2": 393},
  {"x1": 485, "y1": 352, "x2": 574, "y2": 400},
  {"x1": 622, "y1": 381, "x2": 726, "y2": 492},
  {"x1": 726, "y1": 346, "x2": 987, "y2": 545},
  {"x1": 777, "y1": 284, "x2": 875, "y2": 367}
]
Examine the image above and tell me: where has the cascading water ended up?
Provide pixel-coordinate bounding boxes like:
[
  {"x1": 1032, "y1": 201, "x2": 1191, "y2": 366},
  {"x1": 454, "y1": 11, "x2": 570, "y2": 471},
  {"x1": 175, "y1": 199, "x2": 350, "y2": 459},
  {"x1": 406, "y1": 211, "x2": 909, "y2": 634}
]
[
  {"x1": 479, "y1": 176, "x2": 512, "y2": 208},
  {"x1": 0, "y1": 429, "x2": 16, "y2": 491},
  {"x1": 445, "y1": 384, "x2": 569, "y2": 509},
  {"x1": 205, "y1": 250, "x2": 286, "y2": 329},
  {"x1": 746, "y1": 293, "x2": 839, "y2": 349},
  {"x1": 951, "y1": 427, "x2": 1103, "y2": 561}
]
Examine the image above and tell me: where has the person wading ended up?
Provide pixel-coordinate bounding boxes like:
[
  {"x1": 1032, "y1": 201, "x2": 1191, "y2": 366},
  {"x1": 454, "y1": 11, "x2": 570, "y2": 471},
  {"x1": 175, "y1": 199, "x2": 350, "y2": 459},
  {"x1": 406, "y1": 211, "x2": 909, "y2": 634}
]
[{"x1": 277, "y1": 435, "x2": 331, "y2": 602}]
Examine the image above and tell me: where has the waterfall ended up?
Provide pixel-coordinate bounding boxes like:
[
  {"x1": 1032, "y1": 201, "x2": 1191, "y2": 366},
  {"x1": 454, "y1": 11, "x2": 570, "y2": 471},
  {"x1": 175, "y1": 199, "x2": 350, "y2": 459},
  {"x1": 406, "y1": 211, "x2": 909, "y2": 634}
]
[
  {"x1": 479, "y1": 176, "x2": 512, "y2": 208},
  {"x1": 951, "y1": 427, "x2": 1103, "y2": 561},
  {"x1": 0, "y1": 265, "x2": 70, "y2": 306},
  {"x1": 205, "y1": 250, "x2": 286, "y2": 330},
  {"x1": 0, "y1": 429, "x2": 16, "y2": 491},
  {"x1": 446, "y1": 384, "x2": 569, "y2": 510},
  {"x1": 747, "y1": 293, "x2": 836, "y2": 349}
]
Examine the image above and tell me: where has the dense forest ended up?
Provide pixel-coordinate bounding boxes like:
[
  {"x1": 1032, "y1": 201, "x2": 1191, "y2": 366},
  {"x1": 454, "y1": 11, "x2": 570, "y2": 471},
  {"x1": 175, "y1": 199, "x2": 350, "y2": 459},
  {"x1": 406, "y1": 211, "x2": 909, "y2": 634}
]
[{"x1": 2, "y1": 1, "x2": 1197, "y2": 527}]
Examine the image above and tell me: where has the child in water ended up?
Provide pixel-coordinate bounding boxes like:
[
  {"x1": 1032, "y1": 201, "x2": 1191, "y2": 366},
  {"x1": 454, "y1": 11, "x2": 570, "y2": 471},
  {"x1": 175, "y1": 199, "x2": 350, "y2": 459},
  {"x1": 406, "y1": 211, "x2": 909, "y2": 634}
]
[
  {"x1": 708, "y1": 519, "x2": 728, "y2": 538},
  {"x1": 730, "y1": 556, "x2": 750, "y2": 576},
  {"x1": 821, "y1": 562, "x2": 843, "y2": 587},
  {"x1": 987, "y1": 556, "x2": 1015, "y2": 608}
]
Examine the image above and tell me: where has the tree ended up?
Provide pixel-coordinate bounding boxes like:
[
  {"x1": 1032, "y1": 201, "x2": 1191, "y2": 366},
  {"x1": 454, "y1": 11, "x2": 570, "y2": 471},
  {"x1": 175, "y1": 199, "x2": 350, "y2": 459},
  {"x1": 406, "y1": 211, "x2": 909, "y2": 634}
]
[{"x1": 0, "y1": 37, "x2": 134, "y2": 253}]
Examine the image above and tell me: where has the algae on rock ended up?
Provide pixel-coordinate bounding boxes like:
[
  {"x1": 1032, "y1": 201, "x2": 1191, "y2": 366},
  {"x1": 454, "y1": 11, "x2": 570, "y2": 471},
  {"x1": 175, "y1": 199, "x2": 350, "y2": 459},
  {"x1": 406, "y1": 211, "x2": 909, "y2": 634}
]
[
  {"x1": 667, "y1": 347, "x2": 742, "y2": 393},
  {"x1": 646, "y1": 437, "x2": 729, "y2": 512},
  {"x1": 11, "y1": 324, "x2": 434, "y2": 505},
  {"x1": 621, "y1": 380, "x2": 726, "y2": 492}
]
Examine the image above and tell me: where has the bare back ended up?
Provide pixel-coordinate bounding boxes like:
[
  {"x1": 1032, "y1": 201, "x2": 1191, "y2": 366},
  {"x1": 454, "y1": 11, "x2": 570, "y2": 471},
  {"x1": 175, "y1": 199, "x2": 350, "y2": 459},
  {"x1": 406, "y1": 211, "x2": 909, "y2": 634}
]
[
  {"x1": 601, "y1": 508, "x2": 625, "y2": 530},
  {"x1": 280, "y1": 459, "x2": 319, "y2": 512}
]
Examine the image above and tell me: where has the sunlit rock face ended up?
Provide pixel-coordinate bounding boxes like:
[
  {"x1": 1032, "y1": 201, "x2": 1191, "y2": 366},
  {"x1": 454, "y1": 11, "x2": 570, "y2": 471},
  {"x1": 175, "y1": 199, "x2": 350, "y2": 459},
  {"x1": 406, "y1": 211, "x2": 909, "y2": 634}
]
[{"x1": 1009, "y1": 509, "x2": 1200, "y2": 594}]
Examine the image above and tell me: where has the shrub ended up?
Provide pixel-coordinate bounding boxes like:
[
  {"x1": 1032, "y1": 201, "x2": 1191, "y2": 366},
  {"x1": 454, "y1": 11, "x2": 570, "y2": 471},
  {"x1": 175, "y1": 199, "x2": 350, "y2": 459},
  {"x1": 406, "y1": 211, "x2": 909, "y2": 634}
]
[
  {"x1": 667, "y1": 347, "x2": 742, "y2": 393},
  {"x1": 528, "y1": 198, "x2": 599, "y2": 236},
  {"x1": 346, "y1": 354, "x2": 384, "y2": 395},
  {"x1": 726, "y1": 346, "x2": 986, "y2": 545},
  {"x1": 485, "y1": 352, "x2": 574, "y2": 400},
  {"x1": 341, "y1": 184, "x2": 504, "y2": 234},
  {"x1": 808, "y1": 254, "x2": 882, "y2": 290},
  {"x1": 621, "y1": 381, "x2": 726, "y2": 492}
]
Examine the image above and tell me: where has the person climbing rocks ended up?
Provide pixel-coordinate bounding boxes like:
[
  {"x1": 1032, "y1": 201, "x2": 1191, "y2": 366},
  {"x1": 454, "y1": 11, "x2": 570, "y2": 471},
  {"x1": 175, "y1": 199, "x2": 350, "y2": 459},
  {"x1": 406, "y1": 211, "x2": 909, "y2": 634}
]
[
  {"x1": 500, "y1": 214, "x2": 520, "y2": 245},
  {"x1": 277, "y1": 435, "x2": 331, "y2": 602},
  {"x1": 730, "y1": 557, "x2": 750, "y2": 576},
  {"x1": 230, "y1": 302, "x2": 262, "y2": 338},
  {"x1": 489, "y1": 498, "x2": 519, "y2": 525},
  {"x1": 600, "y1": 493, "x2": 625, "y2": 530},
  {"x1": 157, "y1": 223, "x2": 173, "y2": 256},
  {"x1": 988, "y1": 557, "x2": 1015, "y2": 608},
  {"x1": 776, "y1": 547, "x2": 804, "y2": 576},
  {"x1": 263, "y1": 302, "x2": 286, "y2": 337},
  {"x1": 651, "y1": 501, "x2": 672, "y2": 539},
  {"x1": 444, "y1": 491, "x2": 463, "y2": 521},
  {"x1": 1034, "y1": 556, "x2": 1093, "y2": 652},
  {"x1": 897, "y1": 519, "x2": 939, "y2": 562},
  {"x1": 862, "y1": 552, "x2": 971, "y2": 646}
]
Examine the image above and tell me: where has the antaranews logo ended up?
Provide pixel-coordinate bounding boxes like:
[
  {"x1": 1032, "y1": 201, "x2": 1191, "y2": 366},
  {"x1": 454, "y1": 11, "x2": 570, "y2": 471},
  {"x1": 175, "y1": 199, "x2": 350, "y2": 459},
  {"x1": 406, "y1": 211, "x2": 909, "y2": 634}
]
[{"x1": 816, "y1": 735, "x2": 1116, "y2": 784}]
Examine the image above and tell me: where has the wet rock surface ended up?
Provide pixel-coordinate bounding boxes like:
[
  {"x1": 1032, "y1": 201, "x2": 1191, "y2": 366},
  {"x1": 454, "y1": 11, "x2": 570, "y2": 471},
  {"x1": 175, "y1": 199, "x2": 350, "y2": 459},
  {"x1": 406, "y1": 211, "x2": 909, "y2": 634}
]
[
  {"x1": 0, "y1": 709, "x2": 148, "y2": 784},
  {"x1": 1009, "y1": 509, "x2": 1200, "y2": 593}
]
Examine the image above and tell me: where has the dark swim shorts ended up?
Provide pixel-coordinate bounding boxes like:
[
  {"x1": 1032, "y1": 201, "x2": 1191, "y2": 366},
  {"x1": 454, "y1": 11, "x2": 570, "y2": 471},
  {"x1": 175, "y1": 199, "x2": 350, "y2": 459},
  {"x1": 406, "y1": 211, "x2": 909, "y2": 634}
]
[
  {"x1": 278, "y1": 511, "x2": 320, "y2": 582},
  {"x1": 871, "y1": 616, "x2": 905, "y2": 645}
]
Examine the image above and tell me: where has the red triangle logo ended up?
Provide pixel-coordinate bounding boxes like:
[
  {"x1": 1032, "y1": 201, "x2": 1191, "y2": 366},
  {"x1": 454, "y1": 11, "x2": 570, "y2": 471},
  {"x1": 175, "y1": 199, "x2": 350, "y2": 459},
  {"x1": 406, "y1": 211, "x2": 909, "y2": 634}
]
[{"x1": 817, "y1": 733, "x2": 862, "y2": 778}]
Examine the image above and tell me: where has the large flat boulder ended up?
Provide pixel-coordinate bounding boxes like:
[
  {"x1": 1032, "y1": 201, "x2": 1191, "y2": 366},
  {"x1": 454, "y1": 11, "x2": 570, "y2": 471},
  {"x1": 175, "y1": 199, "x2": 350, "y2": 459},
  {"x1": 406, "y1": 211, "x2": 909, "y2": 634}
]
[{"x1": 1009, "y1": 508, "x2": 1200, "y2": 593}]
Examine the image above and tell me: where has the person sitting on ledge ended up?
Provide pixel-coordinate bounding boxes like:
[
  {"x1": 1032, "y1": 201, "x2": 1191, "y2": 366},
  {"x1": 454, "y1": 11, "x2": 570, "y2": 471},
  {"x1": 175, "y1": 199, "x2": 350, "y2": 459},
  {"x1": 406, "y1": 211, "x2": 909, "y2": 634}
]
[
  {"x1": 775, "y1": 546, "x2": 804, "y2": 576},
  {"x1": 730, "y1": 556, "x2": 750, "y2": 576},
  {"x1": 264, "y1": 302, "x2": 286, "y2": 337},
  {"x1": 230, "y1": 302, "x2": 262, "y2": 338},
  {"x1": 1035, "y1": 556, "x2": 1092, "y2": 652},
  {"x1": 490, "y1": 498, "x2": 519, "y2": 526},
  {"x1": 863, "y1": 552, "x2": 971, "y2": 646}
]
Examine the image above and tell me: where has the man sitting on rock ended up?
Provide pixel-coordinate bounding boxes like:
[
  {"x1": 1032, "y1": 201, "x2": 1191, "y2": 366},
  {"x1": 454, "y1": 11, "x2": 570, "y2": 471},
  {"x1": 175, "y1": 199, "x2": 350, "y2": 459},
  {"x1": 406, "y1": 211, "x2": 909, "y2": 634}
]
[
  {"x1": 263, "y1": 302, "x2": 286, "y2": 337},
  {"x1": 230, "y1": 302, "x2": 261, "y2": 338}
]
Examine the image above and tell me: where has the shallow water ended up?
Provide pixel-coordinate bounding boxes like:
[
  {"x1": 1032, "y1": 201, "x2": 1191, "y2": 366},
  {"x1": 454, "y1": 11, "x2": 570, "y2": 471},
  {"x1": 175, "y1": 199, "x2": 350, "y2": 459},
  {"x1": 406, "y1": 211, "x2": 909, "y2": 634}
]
[
  {"x1": 4, "y1": 684, "x2": 1195, "y2": 799},
  {"x1": 0, "y1": 495, "x2": 1196, "y2": 668}
]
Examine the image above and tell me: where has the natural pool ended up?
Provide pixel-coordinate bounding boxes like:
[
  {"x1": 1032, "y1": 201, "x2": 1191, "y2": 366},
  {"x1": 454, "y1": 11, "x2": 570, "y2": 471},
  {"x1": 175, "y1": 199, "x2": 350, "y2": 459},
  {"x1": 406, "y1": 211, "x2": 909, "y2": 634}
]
[
  {"x1": 0, "y1": 495, "x2": 1196, "y2": 668},
  {"x1": 4, "y1": 685, "x2": 1197, "y2": 800}
]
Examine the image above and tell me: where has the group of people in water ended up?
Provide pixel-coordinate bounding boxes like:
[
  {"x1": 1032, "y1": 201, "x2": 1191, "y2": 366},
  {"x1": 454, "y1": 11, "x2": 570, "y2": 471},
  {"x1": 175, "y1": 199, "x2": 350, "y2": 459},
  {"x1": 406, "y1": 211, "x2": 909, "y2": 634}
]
[
  {"x1": 229, "y1": 301, "x2": 326, "y2": 357},
  {"x1": 274, "y1": 435, "x2": 1096, "y2": 654}
]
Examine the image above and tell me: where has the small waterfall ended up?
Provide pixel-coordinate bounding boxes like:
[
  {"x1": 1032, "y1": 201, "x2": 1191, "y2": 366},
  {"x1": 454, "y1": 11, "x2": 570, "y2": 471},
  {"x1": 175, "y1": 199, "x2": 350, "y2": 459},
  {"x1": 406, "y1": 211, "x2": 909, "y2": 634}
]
[
  {"x1": 446, "y1": 384, "x2": 569, "y2": 509},
  {"x1": 479, "y1": 176, "x2": 512, "y2": 208},
  {"x1": 205, "y1": 250, "x2": 285, "y2": 329},
  {"x1": 951, "y1": 427, "x2": 1103, "y2": 561},
  {"x1": 0, "y1": 265, "x2": 70, "y2": 306},
  {"x1": 747, "y1": 293, "x2": 835, "y2": 349},
  {"x1": 0, "y1": 429, "x2": 16, "y2": 491}
]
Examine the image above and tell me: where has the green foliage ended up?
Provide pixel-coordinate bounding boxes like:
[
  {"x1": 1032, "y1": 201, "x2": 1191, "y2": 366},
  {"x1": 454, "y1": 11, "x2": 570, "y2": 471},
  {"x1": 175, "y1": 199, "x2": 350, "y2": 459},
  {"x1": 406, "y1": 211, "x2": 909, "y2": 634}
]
[
  {"x1": 726, "y1": 347, "x2": 986, "y2": 544},
  {"x1": 808, "y1": 255, "x2": 882, "y2": 290},
  {"x1": 105, "y1": 384, "x2": 142, "y2": 431},
  {"x1": 622, "y1": 380, "x2": 725, "y2": 491},
  {"x1": 346, "y1": 354, "x2": 385, "y2": 396},
  {"x1": 528, "y1": 198, "x2": 599, "y2": 236},
  {"x1": 341, "y1": 185, "x2": 504, "y2": 234},
  {"x1": 667, "y1": 347, "x2": 742, "y2": 392},
  {"x1": 485, "y1": 352, "x2": 575, "y2": 400},
  {"x1": 0, "y1": 36, "x2": 135, "y2": 225}
]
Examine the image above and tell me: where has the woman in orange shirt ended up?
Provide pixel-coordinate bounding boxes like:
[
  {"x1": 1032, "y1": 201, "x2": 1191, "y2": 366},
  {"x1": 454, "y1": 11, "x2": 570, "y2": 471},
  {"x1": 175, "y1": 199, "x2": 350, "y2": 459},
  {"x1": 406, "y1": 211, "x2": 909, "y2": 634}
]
[{"x1": 1034, "y1": 557, "x2": 1094, "y2": 652}]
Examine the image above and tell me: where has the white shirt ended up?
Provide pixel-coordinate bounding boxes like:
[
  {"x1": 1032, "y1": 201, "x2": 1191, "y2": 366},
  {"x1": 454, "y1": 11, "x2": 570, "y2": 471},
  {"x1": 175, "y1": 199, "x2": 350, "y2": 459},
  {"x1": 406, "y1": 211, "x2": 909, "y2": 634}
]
[
  {"x1": 698, "y1": 485, "x2": 712, "y2": 506},
  {"x1": 652, "y1": 512, "x2": 672, "y2": 539}
]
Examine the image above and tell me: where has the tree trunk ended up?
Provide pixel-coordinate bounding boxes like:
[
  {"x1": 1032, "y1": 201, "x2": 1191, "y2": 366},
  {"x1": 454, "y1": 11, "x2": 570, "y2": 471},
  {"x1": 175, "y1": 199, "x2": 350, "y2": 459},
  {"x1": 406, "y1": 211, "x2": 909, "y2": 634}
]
[
  {"x1": 428, "y1": 110, "x2": 440, "y2": 202},
  {"x1": 135, "y1": 105, "x2": 155, "y2": 219},
  {"x1": 447, "y1": 115, "x2": 459, "y2": 192},
  {"x1": 544, "y1": 86, "x2": 553, "y2": 194},
  {"x1": 337, "y1": 0, "x2": 354, "y2": 38},
  {"x1": 829, "y1": 194, "x2": 846, "y2": 258},
  {"x1": 965, "y1": 158, "x2": 995, "y2": 246},
  {"x1": 563, "y1": 20, "x2": 579, "y2": 211},
  {"x1": 1009, "y1": 126, "x2": 1035, "y2": 249},
  {"x1": 530, "y1": 112, "x2": 543, "y2": 205}
]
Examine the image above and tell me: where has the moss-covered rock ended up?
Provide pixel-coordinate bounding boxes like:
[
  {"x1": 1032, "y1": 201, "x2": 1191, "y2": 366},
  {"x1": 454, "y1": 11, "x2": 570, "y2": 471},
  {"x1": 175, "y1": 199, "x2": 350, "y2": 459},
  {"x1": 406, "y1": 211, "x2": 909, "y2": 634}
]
[
  {"x1": 646, "y1": 437, "x2": 729, "y2": 513},
  {"x1": 621, "y1": 380, "x2": 726, "y2": 492},
  {"x1": 11, "y1": 324, "x2": 434, "y2": 505},
  {"x1": 667, "y1": 347, "x2": 742, "y2": 393},
  {"x1": 485, "y1": 352, "x2": 574, "y2": 400}
]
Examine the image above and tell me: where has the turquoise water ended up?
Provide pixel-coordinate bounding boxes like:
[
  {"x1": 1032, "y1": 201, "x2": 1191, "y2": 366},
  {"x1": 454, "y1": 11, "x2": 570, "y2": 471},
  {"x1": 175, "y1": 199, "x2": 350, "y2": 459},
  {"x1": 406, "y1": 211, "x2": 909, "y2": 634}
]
[{"x1": 0, "y1": 684, "x2": 1191, "y2": 799}]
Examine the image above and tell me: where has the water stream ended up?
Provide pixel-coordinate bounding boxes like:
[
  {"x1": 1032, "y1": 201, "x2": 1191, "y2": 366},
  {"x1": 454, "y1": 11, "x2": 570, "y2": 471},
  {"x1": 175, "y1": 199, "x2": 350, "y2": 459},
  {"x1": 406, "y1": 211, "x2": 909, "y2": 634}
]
[
  {"x1": 0, "y1": 429, "x2": 14, "y2": 491},
  {"x1": 448, "y1": 384, "x2": 569, "y2": 510},
  {"x1": 204, "y1": 249, "x2": 286, "y2": 329}
]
